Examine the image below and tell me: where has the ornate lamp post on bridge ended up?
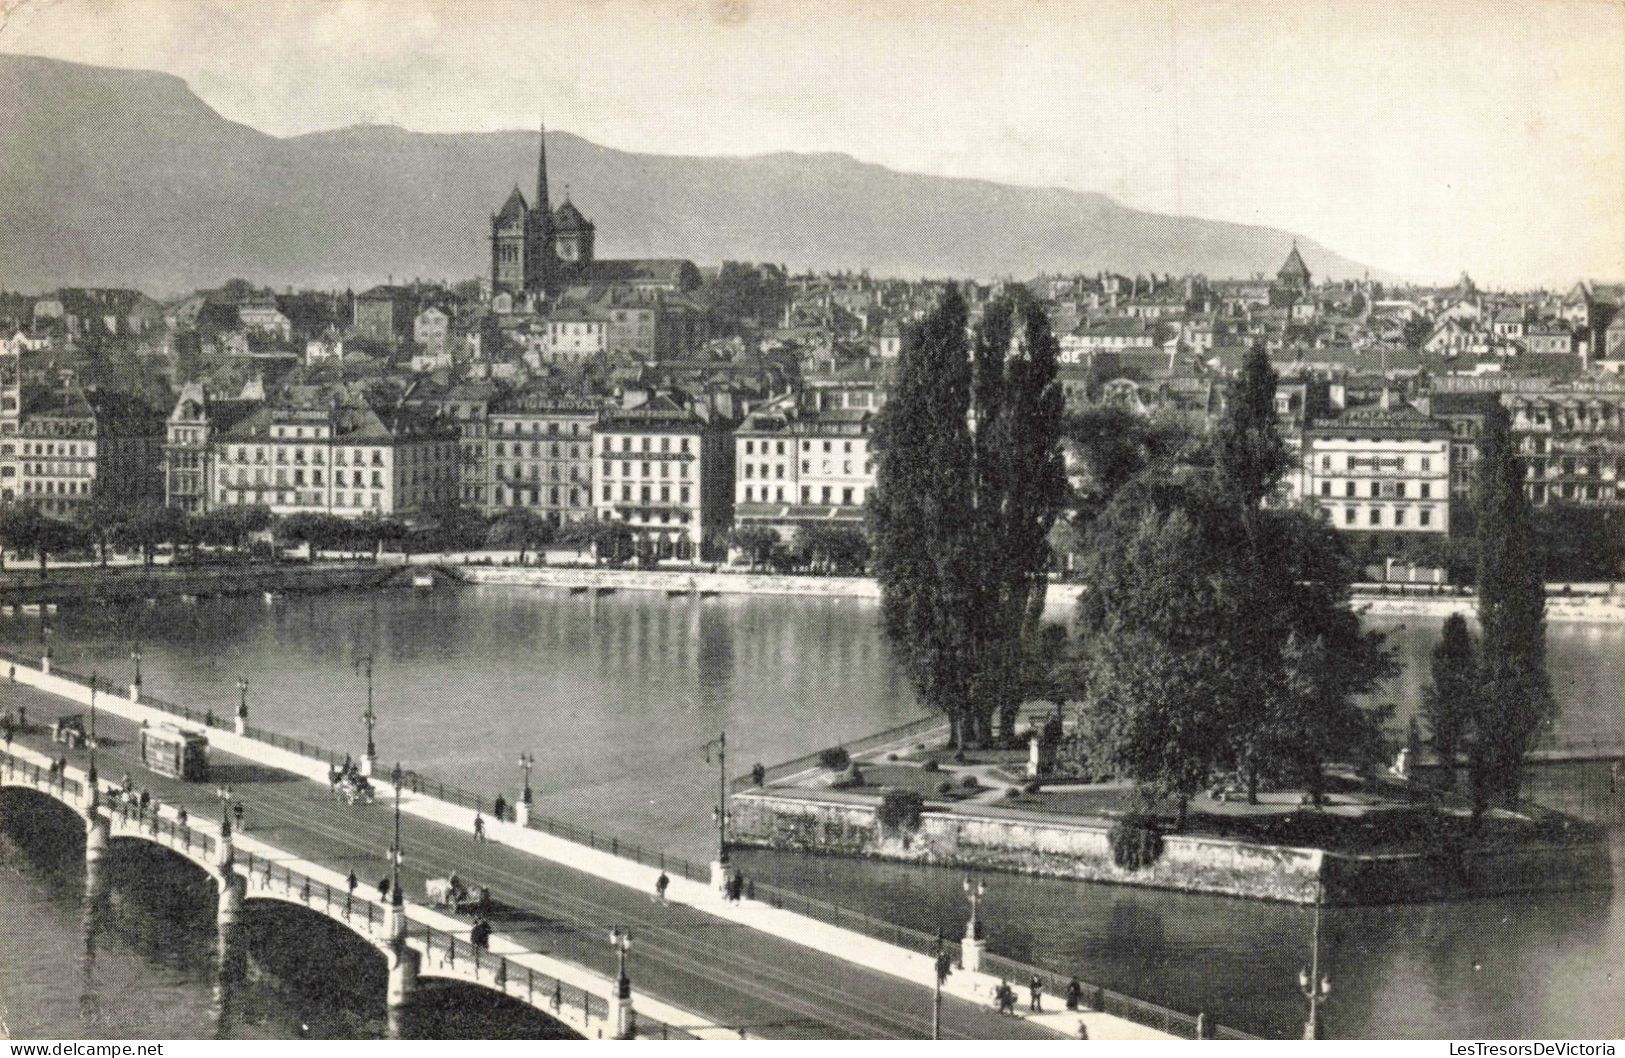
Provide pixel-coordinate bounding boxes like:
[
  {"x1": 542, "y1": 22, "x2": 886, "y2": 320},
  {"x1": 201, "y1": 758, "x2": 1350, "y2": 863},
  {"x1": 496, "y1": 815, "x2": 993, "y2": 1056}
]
[
  {"x1": 609, "y1": 926, "x2": 634, "y2": 1039},
  {"x1": 1299, "y1": 879, "x2": 1330, "y2": 1039},
  {"x1": 516, "y1": 751, "x2": 534, "y2": 826},
  {"x1": 129, "y1": 647, "x2": 142, "y2": 703},
  {"x1": 235, "y1": 677, "x2": 249, "y2": 735},
  {"x1": 961, "y1": 875, "x2": 987, "y2": 972},
  {"x1": 704, "y1": 732, "x2": 728, "y2": 892},
  {"x1": 390, "y1": 761, "x2": 404, "y2": 908},
  {"x1": 86, "y1": 672, "x2": 99, "y2": 806},
  {"x1": 359, "y1": 654, "x2": 377, "y2": 777}
]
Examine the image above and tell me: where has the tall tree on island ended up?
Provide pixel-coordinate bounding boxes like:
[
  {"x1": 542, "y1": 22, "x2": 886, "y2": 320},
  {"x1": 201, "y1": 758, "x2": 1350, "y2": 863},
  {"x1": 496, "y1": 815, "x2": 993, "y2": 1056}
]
[
  {"x1": 967, "y1": 292, "x2": 1068, "y2": 738},
  {"x1": 1420, "y1": 612, "x2": 1476, "y2": 792},
  {"x1": 870, "y1": 287, "x2": 978, "y2": 745},
  {"x1": 1470, "y1": 403, "x2": 1554, "y2": 818}
]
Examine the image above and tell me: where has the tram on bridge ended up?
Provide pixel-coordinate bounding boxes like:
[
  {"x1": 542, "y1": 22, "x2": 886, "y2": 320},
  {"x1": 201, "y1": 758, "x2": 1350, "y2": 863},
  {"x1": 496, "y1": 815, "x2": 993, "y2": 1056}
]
[{"x1": 139, "y1": 725, "x2": 210, "y2": 781}]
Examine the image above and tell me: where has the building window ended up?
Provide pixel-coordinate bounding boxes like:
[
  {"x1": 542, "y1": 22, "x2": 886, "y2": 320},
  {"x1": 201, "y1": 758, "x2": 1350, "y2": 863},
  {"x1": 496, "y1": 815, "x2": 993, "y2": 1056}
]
[
  {"x1": 1345, "y1": 481, "x2": 1355, "y2": 498},
  {"x1": 1369, "y1": 508, "x2": 1381, "y2": 526},
  {"x1": 1345, "y1": 507, "x2": 1356, "y2": 525},
  {"x1": 1394, "y1": 509, "x2": 1406, "y2": 527},
  {"x1": 1320, "y1": 481, "x2": 1330, "y2": 497},
  {"x1": 1420, "y1": 508, "x2": 1432, "y2": 527}
]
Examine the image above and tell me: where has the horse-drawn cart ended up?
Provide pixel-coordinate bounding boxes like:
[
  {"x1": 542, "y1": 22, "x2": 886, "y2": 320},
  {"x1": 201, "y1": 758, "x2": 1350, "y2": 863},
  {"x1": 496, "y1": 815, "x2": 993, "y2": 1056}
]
[{"x1": 426, "y1": 875, "x2": 491, "y2": 913}]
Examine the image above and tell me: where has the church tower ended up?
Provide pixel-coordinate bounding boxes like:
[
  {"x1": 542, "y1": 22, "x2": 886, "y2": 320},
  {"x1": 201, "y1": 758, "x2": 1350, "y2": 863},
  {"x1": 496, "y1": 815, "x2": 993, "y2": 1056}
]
[{"x1": 490, "y1": 122, "x2": 556, "y2": 298}]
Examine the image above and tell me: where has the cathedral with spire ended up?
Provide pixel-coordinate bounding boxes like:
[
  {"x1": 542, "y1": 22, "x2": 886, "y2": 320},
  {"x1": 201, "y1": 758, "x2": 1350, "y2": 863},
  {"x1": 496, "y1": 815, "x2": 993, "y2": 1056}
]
[{"x1": 489, "y1": 124, "x2": 596, "y2": 298}]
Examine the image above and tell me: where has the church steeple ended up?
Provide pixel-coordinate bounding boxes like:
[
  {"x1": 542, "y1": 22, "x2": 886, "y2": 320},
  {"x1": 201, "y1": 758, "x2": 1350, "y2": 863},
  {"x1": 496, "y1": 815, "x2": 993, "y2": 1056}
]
[{"x1": 535, "y1": 121, "x2": 551, "y2": 215}]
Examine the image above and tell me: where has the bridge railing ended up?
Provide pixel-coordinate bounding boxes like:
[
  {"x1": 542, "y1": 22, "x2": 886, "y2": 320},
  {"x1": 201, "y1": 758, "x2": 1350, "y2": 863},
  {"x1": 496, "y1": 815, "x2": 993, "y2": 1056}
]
[
  {"x1": 235, "y1": 847, "x2": 389, "y2": 934},
  {"x1": 1, "y1": 747, "x2": 84, "y2": 801}
]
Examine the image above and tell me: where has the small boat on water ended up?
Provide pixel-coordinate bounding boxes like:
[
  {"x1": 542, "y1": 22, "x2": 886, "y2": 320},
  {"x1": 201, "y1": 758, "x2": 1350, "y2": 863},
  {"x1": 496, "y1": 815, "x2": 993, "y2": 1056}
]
[
  {"x1": 43, "y1": 603, "x2": 57, "y2": 614},
  {"x1": 18, "y1": 603, "x2": 42, "y2": 614},
  {"x1": 411, "y1": 573, "x2": 435, "y2": 590},
  {"x1": 179, "y1": 593, "x2": 199, "y2": 604},
  {"x1": 262, "y1": 591, "x2": 283, "y2": 604},
  {"x1": 568, "y1": 586, "x2": 590, "y2": 595},
  {"x1": 699, "y1": 591, "x2": 721, "y2": 599},
  {"x1": 595, "y1": 586, "x2": 617, "y2": 596},
  {"x1": 666, "y1": 589, "x2": 691, "y2": 598}
]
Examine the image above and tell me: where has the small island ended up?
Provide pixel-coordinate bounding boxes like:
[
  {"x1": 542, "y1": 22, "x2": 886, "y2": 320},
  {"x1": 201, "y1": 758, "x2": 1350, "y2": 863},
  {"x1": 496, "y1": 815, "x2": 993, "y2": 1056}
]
[{"x1": 729, "y1": 298, "x2": 1614, "y2": 906}]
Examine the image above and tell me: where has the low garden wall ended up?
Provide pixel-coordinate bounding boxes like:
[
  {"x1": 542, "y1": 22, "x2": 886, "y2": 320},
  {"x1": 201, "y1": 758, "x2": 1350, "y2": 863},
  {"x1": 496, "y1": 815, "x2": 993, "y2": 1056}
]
[{"x1": 728, "y1": 790, "x2": 1614, "y2": 905}]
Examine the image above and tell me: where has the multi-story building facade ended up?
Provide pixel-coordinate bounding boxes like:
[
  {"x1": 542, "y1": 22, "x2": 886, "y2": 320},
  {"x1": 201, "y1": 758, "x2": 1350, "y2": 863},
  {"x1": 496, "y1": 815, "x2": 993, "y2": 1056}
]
[
  {"x1": 10, "y1": 386, "x2": 165, "y2": 518},
  {"x1": 594, "y1": 394, "x2": 735, "y2": 560},
  {"x1": 352, "y1": 286, "x2": 418, "y2": 344},
  {"x1": 211, "y1": 389, "x2": 459, "y2": 519},
  {"x1": 733, "y1": 393, "x2": 874, "y2": 540},
  {"x1": 1301, "y1": 403, "x2": 1452, "y2": 535},
  {"x1": 542, "y1": 309, "x2": 607, "y2": 362},
  {"x1": 1422, "y1": 377, "x2": 1625, "y2": 507},
  {"x1": 486, "y1": 390, "x2": 599, "y2": 523},
  {"x1": 163, "y1": 383, "x2": 262, "y2": 514},
  {"x1": 603, "y1": 296, "x2": 709, "y2": 362}
]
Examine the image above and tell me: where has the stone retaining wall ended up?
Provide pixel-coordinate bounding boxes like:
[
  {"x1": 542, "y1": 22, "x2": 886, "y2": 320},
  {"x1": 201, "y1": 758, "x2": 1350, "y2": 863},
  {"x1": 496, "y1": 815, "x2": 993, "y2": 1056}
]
[
  {"x1": 456, "y1": 565, "x2": 1625, "y2": 624},
  {"x1": 728, "y1": 790, "x2": 1613, "y2": 905}
]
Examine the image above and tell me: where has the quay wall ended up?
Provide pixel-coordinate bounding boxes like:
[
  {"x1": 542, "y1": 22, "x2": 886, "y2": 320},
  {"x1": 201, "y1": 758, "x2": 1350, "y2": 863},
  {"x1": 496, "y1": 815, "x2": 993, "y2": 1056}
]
[
  {"x1": 456, "y1": 564, "x2": 1625, "y2": 624},
  {"x1": 0, "y1": 561, "x2": 399, "y2": 608},
  {"x1": 727, "y1": 790, "x2": 1614, "y2": 906}
]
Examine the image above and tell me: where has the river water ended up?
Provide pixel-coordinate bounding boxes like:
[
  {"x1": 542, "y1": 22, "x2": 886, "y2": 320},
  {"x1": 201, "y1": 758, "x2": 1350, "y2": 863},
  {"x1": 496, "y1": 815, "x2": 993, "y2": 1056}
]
[{"x1": 1, "y1": 584, "x2": 1621, "y2": 1039}]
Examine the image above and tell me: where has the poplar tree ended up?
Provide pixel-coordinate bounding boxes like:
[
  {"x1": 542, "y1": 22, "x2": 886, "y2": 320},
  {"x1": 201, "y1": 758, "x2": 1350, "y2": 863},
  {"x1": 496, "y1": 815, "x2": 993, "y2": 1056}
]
[
  {"x1": 1470, "y1": 404, "x2": 1554, "y2": 817},
  {"x1": 1420, "y1": 613, "x2": 1476, "y2": 791},
  {"x1": 871, "y1": 287, "x2": 1066, "y2": 746},
  {"x1": 870, "y1": 288, "x2": 978, "y2": 745}
]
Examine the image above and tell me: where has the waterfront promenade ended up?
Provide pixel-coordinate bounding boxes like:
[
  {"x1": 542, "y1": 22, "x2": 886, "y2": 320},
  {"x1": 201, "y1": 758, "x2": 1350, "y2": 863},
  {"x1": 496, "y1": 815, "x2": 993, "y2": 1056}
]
[{"x1": 0, "y1": 661, "x2": 1175, "y2": 1040}]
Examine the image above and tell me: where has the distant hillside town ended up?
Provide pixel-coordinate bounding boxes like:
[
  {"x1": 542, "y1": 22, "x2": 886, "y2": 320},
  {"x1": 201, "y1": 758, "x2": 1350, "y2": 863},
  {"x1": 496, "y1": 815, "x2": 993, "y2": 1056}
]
[{"x1": 2, "y1": 132, "x2": 1623, "y2": 573}]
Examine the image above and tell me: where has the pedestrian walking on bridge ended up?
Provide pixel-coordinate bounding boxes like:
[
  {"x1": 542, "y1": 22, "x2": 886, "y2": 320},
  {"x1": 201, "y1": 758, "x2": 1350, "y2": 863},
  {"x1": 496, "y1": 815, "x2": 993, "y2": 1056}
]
[
  {"x1": 654, "y1": 871, "x2": 669, "y2": 905},
  {"x1": 473, "y1": 812, "x2": 486, "y2": 842},
  {"x1": 493, "y1": 794, "x2": 506, "y2": 822},
  {"x1": 378, "y1": 876, "x2": 391, "y2": 902},
  {"x1": 1029, "y1": 975, "x2": 1043, "y2": 1012}
]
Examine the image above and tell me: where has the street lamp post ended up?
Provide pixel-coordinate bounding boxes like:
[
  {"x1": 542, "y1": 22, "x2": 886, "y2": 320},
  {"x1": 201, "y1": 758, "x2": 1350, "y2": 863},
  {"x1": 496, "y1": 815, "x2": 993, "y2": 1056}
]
[
  {"x1": 390, "y1": 761, "x2": 404, "y2": 908},
  {"x1": 516, "y1": 752, "x2": 534, "y2": 826},
  {"x1": 1299, "y1": 880, "x2": 1330, "y2": 1039},
  {"x1": 609, "y1": 926, "x2": 634, "y2": 1039},
  {"x1": 235, "y1": 677, "x2": 249, "y2": 735},
  {"x1": 129, "y1": 647, "x2": 142, "y2": 702},
  {"x1": 961, "y1": 875, "x2": 987, "y2": 972},
  {"x1": 86, "y1": 673, "x2": 98, "y2": 806},
  {"x1": 704, "y1": 732, "x2": 728, "y2": 892},
  {"x1": 360, "y1": 655, "x2": 377, "y2": 777}
]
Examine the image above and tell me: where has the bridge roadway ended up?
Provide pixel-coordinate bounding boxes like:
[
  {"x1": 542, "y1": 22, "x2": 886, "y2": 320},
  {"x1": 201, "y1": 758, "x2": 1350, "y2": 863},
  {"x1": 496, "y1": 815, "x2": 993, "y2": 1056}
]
[{"x1": 0, "y1": 681, "x2": 1064, "y2": 1041}]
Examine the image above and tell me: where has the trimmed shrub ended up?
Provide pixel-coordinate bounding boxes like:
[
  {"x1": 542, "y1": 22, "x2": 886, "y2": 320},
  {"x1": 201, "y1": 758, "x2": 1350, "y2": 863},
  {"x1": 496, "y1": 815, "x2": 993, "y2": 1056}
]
[
  {"x1": 952, "y1": 750, "x2": 967, "y2": 764},
  {"x1": 1108, "y1": 816, "x2": 1164, "y2": 870},
  {"x1": 877, "y1": 788, "x2": 925, "y2": 832},
  {"x1": 960, "y1": 775, "x2": 979, "y2": 789},
  {"x1": 923, "y1": 759, "x2": 940, "y2": 773},
  {"x1": 886, "y1": 752, "x2": 898, "y2": 762},
  {"x1": 938, "y1": 780, "x2": 954, "y2": 795},
  {"x1": 1023, "y1": 780, "x2": 1042, "y2": 794},
  {"x1": 819, "y1": 746, "x2": 851, "y2": 771},
  {"x1": 1006, "y1": 787, "x2": 1022, "y2": 799}
]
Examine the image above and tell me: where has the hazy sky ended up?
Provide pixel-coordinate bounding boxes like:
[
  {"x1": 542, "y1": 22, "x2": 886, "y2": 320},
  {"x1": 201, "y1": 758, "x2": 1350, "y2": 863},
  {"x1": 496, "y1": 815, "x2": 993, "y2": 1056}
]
[{"x1": 3, "y1": 0, "x2": 1623, "y2": 287}]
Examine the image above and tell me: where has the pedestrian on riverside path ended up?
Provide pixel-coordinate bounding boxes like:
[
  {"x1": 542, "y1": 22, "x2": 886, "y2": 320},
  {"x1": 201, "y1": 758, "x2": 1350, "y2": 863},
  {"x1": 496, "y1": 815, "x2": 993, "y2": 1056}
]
[
  {"x1": 471, "y1": 918, "x2": 491, "y2": 950},
  {"x1": 996, "y1": 981, "x2": 1016, "y2": 1016},
  {"x1": 493, "y1": 794, "x2": 506, "y2": 822},
  {"x1": 138, "y1": 789, "x2": 150, "y2": 820},
  {"x1": 177, "y1": 807, "x2": 188, "y2": 831},
  {"x1": 1029, "y1": 975, "x2": 1043, "y2": 1012},
  {"x1": 473, "y1": 812, "x2": 486, "y2": 842},
  {"x1": 347, "y1": 869, "x2": 358, "y2": 895},
  {"x1": 1065, "y1": 977, "x2": 1082, "y2": 1011},
  {"x1": 232, "y1": 802, "x2": 244, "y2": 832},
  {"x1": 654, "y1": 871, "x2": 669, "y2": 905},
  {"x1": 378, "y1": 877, "x2": 391, "y2": 902}
]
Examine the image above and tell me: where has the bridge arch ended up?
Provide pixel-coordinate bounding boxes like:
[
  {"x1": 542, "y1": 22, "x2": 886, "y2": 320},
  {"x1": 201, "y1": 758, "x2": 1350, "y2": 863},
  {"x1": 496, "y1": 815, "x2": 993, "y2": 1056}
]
[{"x1": 239, "y1": 880, "x2": 393, "y2": 955}]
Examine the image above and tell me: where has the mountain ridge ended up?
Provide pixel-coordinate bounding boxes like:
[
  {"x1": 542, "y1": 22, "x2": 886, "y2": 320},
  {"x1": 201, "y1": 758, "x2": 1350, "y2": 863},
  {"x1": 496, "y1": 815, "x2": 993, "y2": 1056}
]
[{"x1": 0, "y1": 53, "x2": 1396, "y2": 296}]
